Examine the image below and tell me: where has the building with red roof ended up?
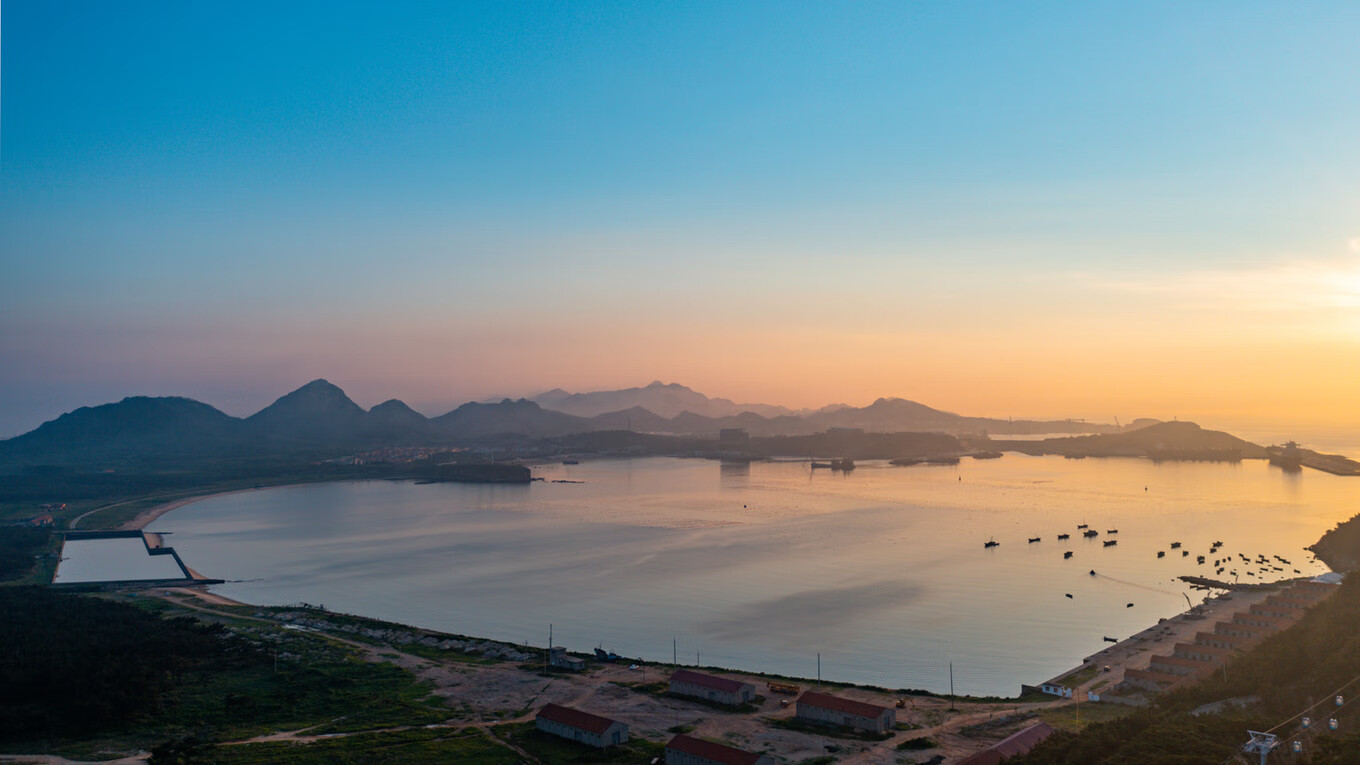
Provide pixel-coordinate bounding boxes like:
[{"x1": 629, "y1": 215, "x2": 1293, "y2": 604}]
[
  {"x1": 534, "y1": 703, "x2": 629, "y2": 748},
  {"x1": 795, "y1": 690, "x2": 895, "y2": 734},
  {"x1": 669, "y1": 669, "x2": 757, "y2": 706},
  {"x1": 665, "y1": 734, "x2": 775, "y2": 765},
  {"x1": 956, "y1": 722, "x2": 1055, "y2": 765}
]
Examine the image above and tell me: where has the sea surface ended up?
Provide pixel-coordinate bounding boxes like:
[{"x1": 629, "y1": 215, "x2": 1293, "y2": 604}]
[{"x1": 163, "y1": 455, "x2": 1352, "y2": 697}]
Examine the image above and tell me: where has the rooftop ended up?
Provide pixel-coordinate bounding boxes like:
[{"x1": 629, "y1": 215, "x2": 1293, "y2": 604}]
[
  {"x1": 993, "y1": 721, "x2": 1056, "y2": 758},
  {"x1": 666, "y1": 734, "x2": 767, "y2": 765},
  {"x1": 797, "y1": 691, "x2": 890, "y2": 719},
  {"x1": 670, "y1": 669, "x2": 751, "y2": 695},
  {"x1": 535, "y1": 703, "x2": 617, "y2": 735}
]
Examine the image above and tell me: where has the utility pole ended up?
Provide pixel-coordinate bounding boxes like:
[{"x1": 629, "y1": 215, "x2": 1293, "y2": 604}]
[
  {"x1": 949, "y1": 662, "x2": 956, "y2": 712},
  {"x1": 546, "y1": 624, "x2": 552, "y2": 675}
]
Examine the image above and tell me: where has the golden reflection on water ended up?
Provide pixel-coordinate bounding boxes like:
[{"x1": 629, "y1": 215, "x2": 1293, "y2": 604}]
[{"x1": 166, "y1": 456, "x2": 1350, "y2": 696}]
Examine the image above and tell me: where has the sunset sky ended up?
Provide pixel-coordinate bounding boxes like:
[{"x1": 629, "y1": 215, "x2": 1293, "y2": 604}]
[{"x1": 3, "y1": 2, "x2": 1359, "y2": 442}]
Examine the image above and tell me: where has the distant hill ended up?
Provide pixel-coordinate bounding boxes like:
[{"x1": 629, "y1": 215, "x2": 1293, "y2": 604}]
[
  {"x1": 1032, "y1": 421, "x2": 1268, "y2": 458},
  {"x1": 0, "y1": 396, "x2": 246, "y2": 465},
  {"x1": 365, "y1": 399, "x2": 434, "y2": 441},
  {"x1": 530, "y1": 381, "x2": 798, "y2": 419},
  {"x1": 430, "y1": 399, "x2": 592, "y2": 439},
  {"x1": 806, "y1": 397, "x2": 964, "y2": 432},
  {"x1": 587, "y1": 406, "x2": 675, "y2": 433},
  {"x1": 0, "y1": 378, "x2": 1155, "y2": 469},
  {"x1": 245, "y1": 379, "x2": 370, "y2": 446}
]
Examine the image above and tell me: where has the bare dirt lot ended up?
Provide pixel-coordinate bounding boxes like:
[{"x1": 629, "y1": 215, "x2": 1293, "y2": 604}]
[{"x1": 152, "y1": 587, "x2": 1074, "y2": 763}]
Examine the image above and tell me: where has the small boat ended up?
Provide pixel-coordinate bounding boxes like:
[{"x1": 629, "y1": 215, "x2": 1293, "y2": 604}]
[
  {"x1": 984, "y1": 539, "x2": 1000, "y2": 549},
  {"x1": 1089, "y1": 569, "x2": 1097, "y2": 576},
  {"x1": 1157, "y1": 551, "x2": 1166, "y2": 558},
  {"x1": 561, "y1": 458, "x2": 580, "y2": 465},
  {"x1": 1103, "y1": 636, "x2": 1118, "y2": 643},
  {"x1": 1182, "y1": 550, "x2": 1189, "y2": 557},
  {"x1": 1197, "y1": 556, "x2": 1206, "y2": 564},
  {"x1": 1126, "y1": 603, "x2": 1134, "y2": 608},
  {"x1": 1028, "y1": 537, "x2": 1041, "y2": 543},
  {"x1": 830, "y1": 458, "x2": 855, "y2": 472},
  {"x1": 1064, "y1": 551, "x2": 1073, "y2": 559},
  {"x1": 1170, "y1": 542, "x2": 1181, "y2": 549},
  {"x1": 1103, "y1": 540, "x2": 1117, "y2": 547},
  {"x1": 1057, "y1": 533, "x2": 1070, "y2": 540},
  {"x1": 1077, "y1": 524, "x2": 1089, "y2": 529},
  {"x1": 811, "y1": 461, "x2": 833, "y2": 469},
  {"x1": 1065, "y1": 593, "x2": 1073, "y2": 599},
  {"x1": 1083, "y1": 530, "x2": 1099, "y2": 538},
  {"x1": 1107, "y1": 529, "x2": 1118, "y2": 534}
]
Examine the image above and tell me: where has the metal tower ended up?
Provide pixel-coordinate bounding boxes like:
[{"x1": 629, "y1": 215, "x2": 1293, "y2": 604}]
[{"x1": 1242, "y1": 731, "x2": 1278, "y2": 765}]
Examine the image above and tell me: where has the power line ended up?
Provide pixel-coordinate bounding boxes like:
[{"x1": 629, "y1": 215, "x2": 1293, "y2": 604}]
[
  {"x1": 1265, "y1": 673, "x2": 1360, "y2": 734},
  {"x1": 1230, "y1": 671, "x2": 1360, "y2": 762}
]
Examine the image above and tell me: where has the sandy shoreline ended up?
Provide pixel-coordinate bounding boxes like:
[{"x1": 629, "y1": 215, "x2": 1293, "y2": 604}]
[{"x1": 118, "y1": 487, "x2": 268, "y2": 531}]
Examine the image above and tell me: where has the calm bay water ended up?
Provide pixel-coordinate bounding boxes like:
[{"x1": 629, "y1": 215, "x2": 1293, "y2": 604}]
[{"x1": 164, "y1": 456, "x2": 1352, "y2": 697}]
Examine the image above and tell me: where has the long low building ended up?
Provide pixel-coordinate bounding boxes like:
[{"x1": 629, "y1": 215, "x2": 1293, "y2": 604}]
[
  {"x1": 1173, "y1": 642, "x2": 1233, "y2": 664},
  {"x1": 957, "y1": 722, "x2": 1055, "y2": 765},
  {"x1": 535, "y1": 703, "x2": 629, "y2": 748},
  {"x1": 665, "y1": 734, "x2": 775, "y2": 765},
  {"x1": 669, "y1": 669, "x2": 757, "y2": 706},
  {"x1": 1116, "y1": 576, "x2": 1344, "y2": 696},
  {"x1": 795, "y1": 691, "x2": 895, "y2": 735},
  {"x1": 1195, "y1": 630, "x2": 1249, "y2": 651}
]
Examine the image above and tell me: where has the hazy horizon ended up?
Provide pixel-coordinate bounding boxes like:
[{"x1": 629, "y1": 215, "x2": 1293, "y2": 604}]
[
  {"x1": 4, "y1": 3, "x2": 1358, "y2": 444},
  {"x1": 4, "y1": 376, "x2": 1358, "y2": 460}
]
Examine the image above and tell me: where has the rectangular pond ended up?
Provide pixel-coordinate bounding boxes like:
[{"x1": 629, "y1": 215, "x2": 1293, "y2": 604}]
[{"x1": 53, "y1": 536, "x2": 189, "y2": 584}]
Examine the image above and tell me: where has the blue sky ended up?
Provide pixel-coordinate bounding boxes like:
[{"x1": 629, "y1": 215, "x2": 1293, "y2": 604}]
[{"x1": 3, "y1": 2, "x2": 1359, "y2": 437}]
